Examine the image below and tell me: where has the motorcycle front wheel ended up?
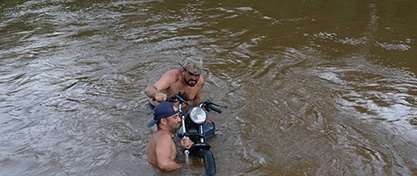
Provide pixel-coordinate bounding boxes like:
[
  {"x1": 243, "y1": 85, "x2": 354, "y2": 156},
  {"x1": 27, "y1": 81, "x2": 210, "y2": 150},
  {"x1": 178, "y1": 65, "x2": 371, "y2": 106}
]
[{"x1": 202, "y1": 149, "x2": 216, "y2": 176}]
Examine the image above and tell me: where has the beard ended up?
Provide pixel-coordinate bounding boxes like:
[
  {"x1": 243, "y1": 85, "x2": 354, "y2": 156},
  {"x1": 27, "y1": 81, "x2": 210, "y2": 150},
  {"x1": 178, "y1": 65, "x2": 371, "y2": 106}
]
[
  {"x1": 186, "y1": 79, "x2": 198, "y2": 86},
  {"x1": 170, "y1": 123, "x2": 182, "y2": 133}
]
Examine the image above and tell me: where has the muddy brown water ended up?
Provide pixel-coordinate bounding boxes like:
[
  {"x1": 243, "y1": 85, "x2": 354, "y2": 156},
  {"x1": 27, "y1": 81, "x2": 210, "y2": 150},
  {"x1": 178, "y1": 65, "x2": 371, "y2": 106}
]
[{"x1": 1, "y1": 0, "x2": 417, "y2": 175}]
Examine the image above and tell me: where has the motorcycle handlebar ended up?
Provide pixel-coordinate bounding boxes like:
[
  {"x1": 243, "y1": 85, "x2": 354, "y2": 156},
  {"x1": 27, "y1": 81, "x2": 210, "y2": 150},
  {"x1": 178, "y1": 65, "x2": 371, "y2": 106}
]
[
  {"x1": 166, "y1": 93, "x2": 228, "y2": 113},
  {"x1": 167, "y1": 94, "x2": 190, "y2": 105},
  {"x1": 202, "y1": 101, "x2": 227, "y2": 113},
  {"x1": 207, "y1": 104, "x2": 222, "y2": 113}
]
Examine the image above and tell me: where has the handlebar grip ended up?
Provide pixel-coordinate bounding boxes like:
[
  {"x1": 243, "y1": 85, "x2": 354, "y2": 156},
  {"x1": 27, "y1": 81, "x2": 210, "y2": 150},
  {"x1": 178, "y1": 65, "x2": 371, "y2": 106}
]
[{"x1": 208, "y1": 104, "x2": 222, "y2": 113}]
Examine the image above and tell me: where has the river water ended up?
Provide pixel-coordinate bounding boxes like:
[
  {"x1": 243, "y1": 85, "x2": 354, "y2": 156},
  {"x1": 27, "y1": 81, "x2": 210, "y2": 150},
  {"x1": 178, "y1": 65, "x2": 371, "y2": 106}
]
[{"x1": 1, "y1": 0, "x2": 417, "y2": 175}]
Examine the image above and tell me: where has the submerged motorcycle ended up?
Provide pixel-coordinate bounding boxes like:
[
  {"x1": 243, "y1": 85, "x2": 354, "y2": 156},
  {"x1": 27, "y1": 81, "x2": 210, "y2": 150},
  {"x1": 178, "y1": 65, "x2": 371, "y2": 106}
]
[{"x1": 167, "y1": 93, "x2": 227, "y2": 176}]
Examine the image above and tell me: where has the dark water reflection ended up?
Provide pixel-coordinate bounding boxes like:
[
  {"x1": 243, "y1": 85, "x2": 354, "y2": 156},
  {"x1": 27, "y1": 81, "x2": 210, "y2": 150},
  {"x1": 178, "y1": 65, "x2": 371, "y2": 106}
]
[{"x1": 1, "y1": 0, "x2": 416, "y2": 175}]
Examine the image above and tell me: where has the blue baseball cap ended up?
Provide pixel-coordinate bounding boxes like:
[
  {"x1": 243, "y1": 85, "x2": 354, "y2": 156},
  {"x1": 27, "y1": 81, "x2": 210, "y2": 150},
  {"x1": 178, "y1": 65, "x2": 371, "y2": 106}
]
[{"x1": 146, "y1": 102, "x2": 178, "y2": 127}]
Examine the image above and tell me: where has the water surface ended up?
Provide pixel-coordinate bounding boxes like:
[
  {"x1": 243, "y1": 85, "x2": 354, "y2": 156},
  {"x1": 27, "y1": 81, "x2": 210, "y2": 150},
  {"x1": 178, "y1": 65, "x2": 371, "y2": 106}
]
[{"x1": 1, "y1": 0, "x2": 417, "y2": 175}]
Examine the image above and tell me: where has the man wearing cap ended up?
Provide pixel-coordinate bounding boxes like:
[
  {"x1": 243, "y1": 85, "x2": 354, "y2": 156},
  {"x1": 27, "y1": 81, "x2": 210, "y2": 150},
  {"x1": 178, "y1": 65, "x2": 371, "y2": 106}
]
[
  {"x1": 146, "y1": 102, "x2": 194, "y2": 171},
  {"x1": 144, "y1": 58, "x2": 204, "y2": 108}
]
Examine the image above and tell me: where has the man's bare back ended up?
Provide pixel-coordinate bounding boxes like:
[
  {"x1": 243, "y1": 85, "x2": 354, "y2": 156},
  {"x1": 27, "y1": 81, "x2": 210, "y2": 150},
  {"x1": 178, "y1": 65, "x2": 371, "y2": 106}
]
[
  {"x1": 145, "y1": 102, "x2": 193, "y2": 171},
  {"x1": 146, "y1": 130, "x2": 178, "y2": 168}
]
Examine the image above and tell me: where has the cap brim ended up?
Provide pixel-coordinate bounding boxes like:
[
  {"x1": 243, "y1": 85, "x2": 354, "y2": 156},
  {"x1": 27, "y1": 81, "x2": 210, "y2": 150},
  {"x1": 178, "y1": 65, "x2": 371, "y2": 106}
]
[
  {"x1": 178, "y1": 63, "x2": 203, "y2": 75},
  {"x1": 146, "y1": 119, "x2": 157, "y2": 128}
]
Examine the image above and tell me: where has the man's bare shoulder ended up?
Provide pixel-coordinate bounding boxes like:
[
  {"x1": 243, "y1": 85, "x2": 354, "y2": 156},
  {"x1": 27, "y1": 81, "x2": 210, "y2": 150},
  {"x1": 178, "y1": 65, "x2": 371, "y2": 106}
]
[
  {"x1": 156, "y1": 69, "x2": 182, "y2": 85},
  {"x1": 154, "y1": 131, "x2": 173, "y2": 141},
  {"x1": 196, "y1": 76, "x2": 205, "y2": 88}
]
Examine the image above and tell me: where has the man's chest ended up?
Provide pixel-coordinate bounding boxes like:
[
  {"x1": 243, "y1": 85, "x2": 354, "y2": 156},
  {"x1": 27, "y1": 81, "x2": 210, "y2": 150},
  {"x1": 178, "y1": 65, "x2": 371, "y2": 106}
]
[{"x1": 167, "y1": 84, "x2": 197, "y2": 100}]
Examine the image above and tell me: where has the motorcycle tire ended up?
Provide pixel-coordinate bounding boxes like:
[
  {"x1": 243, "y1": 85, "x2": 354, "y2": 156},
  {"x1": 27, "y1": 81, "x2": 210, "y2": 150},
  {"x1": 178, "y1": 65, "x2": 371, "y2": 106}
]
[{"x1": 202, "y1": 149, "x2": 216, "y2": 176}]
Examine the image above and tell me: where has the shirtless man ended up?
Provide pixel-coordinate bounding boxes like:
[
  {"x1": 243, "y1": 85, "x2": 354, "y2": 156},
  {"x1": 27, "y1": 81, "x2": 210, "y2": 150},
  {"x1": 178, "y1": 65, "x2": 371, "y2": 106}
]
[
  {"x1": 144, "y1": 58, "x2": 204, "y2": 108},
  {"x1": 146, "y1": 102, "x2": 193, "y2": 171}
]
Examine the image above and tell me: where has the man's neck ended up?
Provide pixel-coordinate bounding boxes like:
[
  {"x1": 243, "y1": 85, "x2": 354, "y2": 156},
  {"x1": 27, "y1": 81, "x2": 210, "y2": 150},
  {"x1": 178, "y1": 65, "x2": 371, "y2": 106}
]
[{"x1": 158, "y1": 125, "x2": 173, "y2": 135}]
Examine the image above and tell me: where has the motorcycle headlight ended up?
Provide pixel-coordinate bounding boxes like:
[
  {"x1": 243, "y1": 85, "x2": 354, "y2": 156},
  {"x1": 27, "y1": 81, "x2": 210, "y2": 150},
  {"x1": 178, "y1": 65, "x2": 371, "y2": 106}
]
[{"x1": 189, "y1": 107, "x2": 207, "y2": 124}]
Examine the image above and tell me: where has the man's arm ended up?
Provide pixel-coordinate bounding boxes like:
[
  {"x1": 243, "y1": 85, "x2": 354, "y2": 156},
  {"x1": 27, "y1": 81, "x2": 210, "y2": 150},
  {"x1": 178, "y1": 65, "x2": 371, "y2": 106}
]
[
  {"x1": 155, "y1": 135, "x2": 182, "y2": 171},
  {"x1": 144, "y1": 70, "x2": 177, "y2": 102}
]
